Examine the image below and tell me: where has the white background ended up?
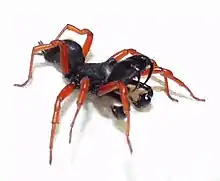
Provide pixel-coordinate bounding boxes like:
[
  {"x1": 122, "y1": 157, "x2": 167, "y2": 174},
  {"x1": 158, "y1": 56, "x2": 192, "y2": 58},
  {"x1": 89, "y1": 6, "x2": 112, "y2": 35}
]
[{"x1": 1, "y1": 0, "x2": 220, "y2": 181}]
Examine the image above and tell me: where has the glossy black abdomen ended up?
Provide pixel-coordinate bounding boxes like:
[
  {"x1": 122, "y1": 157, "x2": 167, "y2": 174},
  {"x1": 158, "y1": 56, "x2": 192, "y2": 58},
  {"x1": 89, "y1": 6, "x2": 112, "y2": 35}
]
[{"x1": 43, "y1": 39, "x2": 85, "y2": 72}]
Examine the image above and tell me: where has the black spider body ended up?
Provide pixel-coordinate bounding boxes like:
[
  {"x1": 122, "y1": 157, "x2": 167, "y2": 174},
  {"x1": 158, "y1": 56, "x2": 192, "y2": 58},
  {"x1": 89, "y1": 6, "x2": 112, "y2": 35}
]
[
  {"x1": 43, "y1": 40, "x2": 85, "y2": 71},
  {"x1": 40, "y1": 39, "x2": 154, "y2": 97}
]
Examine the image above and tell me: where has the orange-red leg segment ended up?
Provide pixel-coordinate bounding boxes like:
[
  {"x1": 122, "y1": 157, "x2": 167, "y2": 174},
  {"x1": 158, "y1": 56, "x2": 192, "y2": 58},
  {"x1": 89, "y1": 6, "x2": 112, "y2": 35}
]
[
  {"x1": 109, "y1": 48, "x2": 158, "y2": 67},
  {"x1": 142, "y1": 66, "x2": 205, "y2": 102},
  {"x1": 69, "y1": 77, "x2": 90, "y2": 144},
  {"x1": 110, "y1": 48, "x2": 141, "y2": 61},
  {"x1": 109, "y1": 48, "x2": 205, "y2": 102},
  {"x1": 49, "y1": 83, "x2": 75, "y2": 165},
  {"x1": 55, "y1": 24, "x2": 93, "y2": 58},
  {"x1": 14, "y1": 40, "x2": 69, "y2": 87},
  {"x1": 98, "y1": 81, "x2": 133, "y2": 153}
]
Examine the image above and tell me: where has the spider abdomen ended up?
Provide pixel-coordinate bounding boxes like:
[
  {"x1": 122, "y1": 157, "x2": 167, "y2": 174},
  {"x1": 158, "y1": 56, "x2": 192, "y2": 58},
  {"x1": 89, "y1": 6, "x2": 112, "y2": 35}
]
[{"x1": 42, "y1": 39, "x2": 85, "y2": 72}]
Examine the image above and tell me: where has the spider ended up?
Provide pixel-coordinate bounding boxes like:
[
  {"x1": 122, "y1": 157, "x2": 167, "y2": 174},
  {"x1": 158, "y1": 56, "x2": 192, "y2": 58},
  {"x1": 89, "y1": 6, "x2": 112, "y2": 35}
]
[{"x1": 14, "y1": 24, "x2": 205, "y2": 164}]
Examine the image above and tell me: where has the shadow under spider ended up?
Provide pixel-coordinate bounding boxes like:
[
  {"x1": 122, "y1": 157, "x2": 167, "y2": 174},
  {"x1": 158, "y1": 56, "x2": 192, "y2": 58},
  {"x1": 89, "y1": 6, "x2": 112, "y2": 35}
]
[{"x1": 32, "y1": 61, "x2": 190, "y2": 135}]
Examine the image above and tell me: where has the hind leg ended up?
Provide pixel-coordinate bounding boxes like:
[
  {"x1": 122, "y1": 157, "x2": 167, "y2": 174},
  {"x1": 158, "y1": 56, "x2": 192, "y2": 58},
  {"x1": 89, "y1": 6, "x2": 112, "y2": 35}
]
[
  {"x1": 55, "y1": 24, "x2": 93, "y2": 57},
  {"x1": 14, "y1": 40, "x2": 69, "y2": 87}
]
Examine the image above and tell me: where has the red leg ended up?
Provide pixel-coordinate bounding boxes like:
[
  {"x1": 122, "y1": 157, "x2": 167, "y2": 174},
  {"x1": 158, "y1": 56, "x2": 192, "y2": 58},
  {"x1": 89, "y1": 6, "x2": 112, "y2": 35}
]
[
  {"x1": 142, "y1": 66, "x2": 205, "y2": 102},
  {"x1": 49, "y1": 83, "x2": 75, "y2": 165},
  {"x1": 98, "y1": 81, "x2": 133, "y2": 154},
  {"x1": 14, "y1": 40, "x2": 69, "y2": 87},
  {"x1": 55, "y1": 24, "x2": 93, "y2": 57},
  {"x1": 109, "y1": 48, "x2": 158, "y2": 67},
  {"x1": 109, "y1": 48, "x2": 205, "y2": 102},
  {"x1": 109, "y1": 48, "x2": 141, "y2": 61},
  {"x1": 69, "y1": 77, "x2": 90, "y2": 143}
]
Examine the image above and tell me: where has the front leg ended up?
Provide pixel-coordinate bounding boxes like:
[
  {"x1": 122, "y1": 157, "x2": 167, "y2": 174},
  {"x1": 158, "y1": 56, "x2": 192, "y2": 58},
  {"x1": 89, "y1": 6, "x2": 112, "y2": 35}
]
[
  {"x1": 107, "y1": 80, "x2": 154, "y2": 120},
  {"x1": 109, "y1": 49, "x2": 141, "y2": 61},
  {"x1": 109, "y1": 48, "x2": 205, "y2": 102},
  {"x1": 97, "y1": 81, "x2": 133, "y2": 153},
  {"x1": 142, "y1": 67, "x2": 205, "y2": 102}
]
